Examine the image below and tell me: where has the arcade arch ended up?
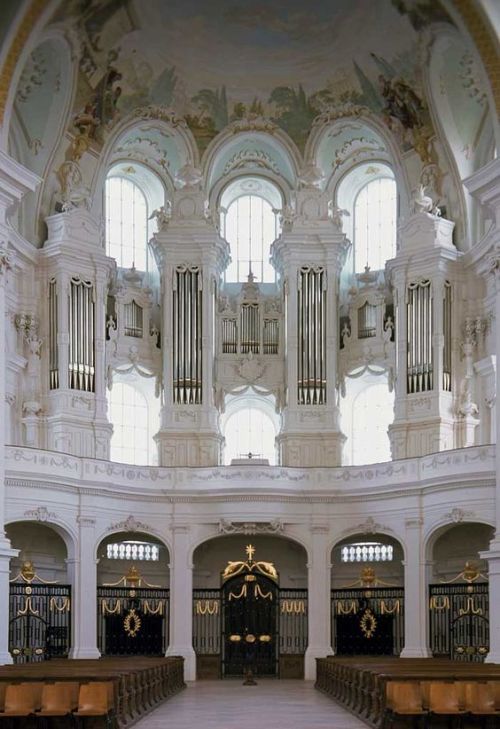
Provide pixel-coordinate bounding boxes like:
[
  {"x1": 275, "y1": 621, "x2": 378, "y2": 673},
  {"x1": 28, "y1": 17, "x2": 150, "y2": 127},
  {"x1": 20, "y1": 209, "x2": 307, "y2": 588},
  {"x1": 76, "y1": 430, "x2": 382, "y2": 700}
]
[
  {"x1": 331, "y1": 532, "x2": 405, "y2": 656},
  {"x1": 192, "y1": 534, "x2": 308, "y2": 678}
]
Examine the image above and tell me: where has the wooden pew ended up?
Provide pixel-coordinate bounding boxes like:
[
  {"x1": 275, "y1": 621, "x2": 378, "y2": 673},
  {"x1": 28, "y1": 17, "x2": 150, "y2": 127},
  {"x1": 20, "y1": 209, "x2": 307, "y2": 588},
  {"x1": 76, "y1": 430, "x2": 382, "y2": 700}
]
[
  {"x1": 316, "y1": 656, "x2": 500, "y2": 728},
  {"x1": 0, "y1": 656, "x2": 185, "y2": 728}
]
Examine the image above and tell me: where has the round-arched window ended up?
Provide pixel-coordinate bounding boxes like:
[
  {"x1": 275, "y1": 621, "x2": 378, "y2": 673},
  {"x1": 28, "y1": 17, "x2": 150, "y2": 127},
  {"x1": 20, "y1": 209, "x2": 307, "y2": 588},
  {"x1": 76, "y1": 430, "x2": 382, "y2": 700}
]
[
  {"x1": 109, "y1": 382, "x2": 150, "y2": 465},
  {"x1": 351, "y1": 382, "x2": 394, "y2": 465},
  {"x1": 354, "y1": 177, "x2": 397, "y2": 273},
  {"x1": 105, "y1": 176, "x2": 148, "y2": 270},
  {"x1": 223, "y1": 194, "x2": 277, "y2": 283},
  {"x1": 223, "y1": 406, "x2": 277, "y2": 465}
]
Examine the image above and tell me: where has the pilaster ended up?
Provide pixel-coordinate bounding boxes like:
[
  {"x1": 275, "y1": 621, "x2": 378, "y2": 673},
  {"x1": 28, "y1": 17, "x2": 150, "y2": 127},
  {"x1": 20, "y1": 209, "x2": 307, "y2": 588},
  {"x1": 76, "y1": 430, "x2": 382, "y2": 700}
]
[
  {"x1": 166, "y1": 525, "x2": 196, "y2": 680},
  {"x1": 466, "y1": 159, "x2": 500, "y2": 662},
  {"x1": 0, "y1": 152, "x2": 37, "y2": 663},
  {"x1": 304, "y1": 524, "x2": 333, "y2": 679},
  {"x1": 400, "y1": 518, "x2": 430, "y2": 658},
  {"x1": 68, "y1": 516, "x2": 100, "y2": 659}
]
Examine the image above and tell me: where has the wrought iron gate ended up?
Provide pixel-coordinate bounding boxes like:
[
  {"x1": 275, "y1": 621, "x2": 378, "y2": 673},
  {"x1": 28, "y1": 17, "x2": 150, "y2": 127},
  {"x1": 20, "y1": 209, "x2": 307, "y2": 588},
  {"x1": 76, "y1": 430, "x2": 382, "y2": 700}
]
[
  {"x1": 222, "y1": 572, "x2": 278, "y2": 676},
  {"x1": 193, "y1": 544, "x2": 308, "y2": 679},
  {"x1": 429, "y1": 582, "x2": 489, "y2": 662},
  {"x1": 97, "y1": 586, "x2": 169, "y2": 656},
  {"x1": 9, "y1": 582, "x2": 71, "y2": 663},
  {"x1": 331, "y1": 587, "x2": 404, "y2": 656},
  {"x1": 193, "y1": 587, "x2": 308, "y2": 678}
]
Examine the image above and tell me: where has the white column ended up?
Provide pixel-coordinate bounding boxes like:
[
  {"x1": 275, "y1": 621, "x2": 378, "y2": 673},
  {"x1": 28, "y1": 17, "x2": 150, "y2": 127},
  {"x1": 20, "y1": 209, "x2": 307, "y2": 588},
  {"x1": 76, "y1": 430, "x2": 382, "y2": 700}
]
[
  {"x1": 465, "y1": 159, "x2": 500, "y2": 663},
  {"x1": 0, "y1": 253, "x2": 18, "y2": 663},
  {"x1": 400, "y1": 518, "x2": 430, "y2": 657},
  {"x1": 0, "y1": 152, "x2": 39, "y2": 663},
  {"x1": 167, "y1": 526, "x2": 196, "y2": 680},
  {"x1": 481, "y1": 257, "x2": 500, "y2": 662},
  {"x1": 68, "y1": 516, "x2": 100, "y2": 659},
  {"x1": 304, "y1": 525, "x2": 333, "y2": 679}
]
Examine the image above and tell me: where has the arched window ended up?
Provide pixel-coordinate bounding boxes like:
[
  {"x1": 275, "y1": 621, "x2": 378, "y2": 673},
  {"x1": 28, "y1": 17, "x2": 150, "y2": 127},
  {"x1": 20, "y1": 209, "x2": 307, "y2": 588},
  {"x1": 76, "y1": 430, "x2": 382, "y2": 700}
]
[
  {"x1": 224, "y1": 195, "x2": 277, "y2": 283},
  {"x1": 219, "y1": 177, "x2": 282, "y2": 283},
  {"x1": 223, "y1": 405, "x2": 277, "y2": 465},
  {"x1": 105, "y1": 176, "x2": 148, "y2": 270},
  {"x1": 354, "y1": 177, "x2": 397, "y2": 273},
  {"x1": 109, "y1": 382, "x2": 150, "y2": 465},
  {"x1": 351, "y1": 382, "x2": 394, "y2": 465}
]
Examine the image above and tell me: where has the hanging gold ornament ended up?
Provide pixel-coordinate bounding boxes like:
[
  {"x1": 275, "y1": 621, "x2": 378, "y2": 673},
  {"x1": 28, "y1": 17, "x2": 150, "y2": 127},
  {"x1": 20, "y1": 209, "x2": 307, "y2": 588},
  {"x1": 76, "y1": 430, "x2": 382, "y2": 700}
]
[{"x1": 123, "y1": 608, "x2": 142, "y2": 638}]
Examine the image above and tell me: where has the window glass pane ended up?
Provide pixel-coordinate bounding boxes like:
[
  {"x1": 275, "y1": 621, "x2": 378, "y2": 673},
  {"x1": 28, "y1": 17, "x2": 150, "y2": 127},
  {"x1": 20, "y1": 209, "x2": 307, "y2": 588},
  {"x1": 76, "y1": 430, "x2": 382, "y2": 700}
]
[
  {"x1": 354, "y1": 177, "x2": 396, "y2": 273},
  {"x1": 340, "y1": 541, "x2": 394, "y2": 563},
  {"x1": 351, "y1": 383, "x2": 394, "y2": 465},
  {"x1": 105, "y1": 176, "x2": 148, "y2": 270},
  {"x1": 109, "y1": 382, "x2": 151, "y2": 465},
  {"x1": 224, "y1": 194, "x2": 276, "y2": 283},
  {"x1": 224, "y1": 407, "x2": 276, "y2": 464}
]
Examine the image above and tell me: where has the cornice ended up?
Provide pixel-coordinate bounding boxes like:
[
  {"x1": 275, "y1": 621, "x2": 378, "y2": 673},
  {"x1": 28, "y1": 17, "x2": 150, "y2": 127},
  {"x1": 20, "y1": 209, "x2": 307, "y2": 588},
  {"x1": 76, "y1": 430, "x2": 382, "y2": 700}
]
[{"x1": 5, "y1": 475, "x2": 494, "y2": 505}]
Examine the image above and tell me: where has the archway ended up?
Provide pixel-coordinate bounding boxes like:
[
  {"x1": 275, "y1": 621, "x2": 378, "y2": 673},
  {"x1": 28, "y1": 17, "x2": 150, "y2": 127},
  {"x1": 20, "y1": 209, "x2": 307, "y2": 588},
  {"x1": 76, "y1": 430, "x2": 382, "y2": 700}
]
[
  {"x1": 6, "y1": 521, "x2": 70, "y2": 663},
  {"x1": 427, "y1": 522, "x2": 494, "y2": 661},
  {"x1": 331, "y1": 532, "x2": 404, "y2": 656},
  {"x1": 192, "y1": 534, "x2": 307, "y2": 679},
  {"x1": 96, "y1": 530, "x2": 170, "y2": 657}
]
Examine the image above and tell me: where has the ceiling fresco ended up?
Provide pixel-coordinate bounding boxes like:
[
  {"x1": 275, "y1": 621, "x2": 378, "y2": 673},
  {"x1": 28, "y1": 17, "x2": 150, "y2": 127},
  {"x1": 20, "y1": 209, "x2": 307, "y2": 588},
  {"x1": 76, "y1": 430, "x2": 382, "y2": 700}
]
[{"x1": 51, "y1": 0, "x2": 452, "y2": 155}]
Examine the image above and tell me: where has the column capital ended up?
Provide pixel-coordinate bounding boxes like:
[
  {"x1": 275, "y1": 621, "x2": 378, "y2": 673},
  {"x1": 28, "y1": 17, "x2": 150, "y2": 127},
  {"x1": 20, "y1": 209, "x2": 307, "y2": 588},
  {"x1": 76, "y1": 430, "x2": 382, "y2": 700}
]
[
  {"x1": 171, "y1": 524, "x2": 191, "y2": 535},
  {"x1": 310, "y1": 523, "x2": 330, "y2": 536},
  {"x1": 405, "y1": 517, "x2": 424, "y2": 529},
  {"x1": 0, "y1": 244, "x2": 12, "y2": 280},
  {"x1": 77, "y1": 515, "x2": 96, "y2": 528}
]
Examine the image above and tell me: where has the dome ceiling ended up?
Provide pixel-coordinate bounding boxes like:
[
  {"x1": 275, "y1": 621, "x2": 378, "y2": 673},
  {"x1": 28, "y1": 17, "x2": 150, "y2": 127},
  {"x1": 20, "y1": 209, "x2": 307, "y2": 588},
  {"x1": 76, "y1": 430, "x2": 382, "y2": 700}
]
[{"x1": 52, "y1": 0, "x2": 452, "y2": 153}]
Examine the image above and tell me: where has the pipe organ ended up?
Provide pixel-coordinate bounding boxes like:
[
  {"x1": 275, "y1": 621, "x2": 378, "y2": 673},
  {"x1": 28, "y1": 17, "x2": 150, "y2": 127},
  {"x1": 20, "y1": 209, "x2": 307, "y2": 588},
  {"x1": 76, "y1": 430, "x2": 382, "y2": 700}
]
[
  {"x1": 219, "y1": 298, "x2": 280, "y2": 357},
  {"x1": 41, "y1": 210, "x2": 113, "y2": 459},
  {"x1": 68, "y1": 277, "x2": 95, "y2": 393},
  {"x1": 406, "y1": 280, "x2": 433, "y2": 394},
  {"x1": 152, "y1": 186, "x2": 229, "y2": 467},
  {"x1": 387, "y1": 210, "x2": 457, "y2": 459},
  {"x1": 271, "y1": 188, "x2": 348, "y2": 467},
  {"x1": 297, "y1": 266, "x2": 326, "y2": 405},
  {"x1": 172, "y1": 265, "x2": 203, "y2": 405}
]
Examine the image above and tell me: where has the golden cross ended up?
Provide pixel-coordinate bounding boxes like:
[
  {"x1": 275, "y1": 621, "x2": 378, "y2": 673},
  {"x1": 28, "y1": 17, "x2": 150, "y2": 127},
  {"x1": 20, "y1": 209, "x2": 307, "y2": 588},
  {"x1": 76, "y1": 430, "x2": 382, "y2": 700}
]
[{"x1": 246, "y1": 544, "x2": 255, "y2": 561}]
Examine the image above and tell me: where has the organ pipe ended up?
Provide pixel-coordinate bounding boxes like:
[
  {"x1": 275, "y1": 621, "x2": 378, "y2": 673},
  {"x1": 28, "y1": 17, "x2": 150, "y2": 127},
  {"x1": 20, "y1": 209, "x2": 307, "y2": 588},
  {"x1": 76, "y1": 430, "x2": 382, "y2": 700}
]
[
  {"x1": 222, "y1": 319, "x2": 237, "y2": 354},
  {"x1": 406, "y1": 280, "x2": 432, "y2": 394},
  {"x1": 68, "y1": 277, "x2": 95, "y2": 392},
  {"x1": 263, "y1": 319, "x2": 279, "y2": 354},
  {"x1": 49, "y1": 279, "x2": 58, "y2": 389},
  {"x1": 297, "y1": 266, "x2": 326, "y2": 405},
  {"x1": 240, "y1": 303, "x2": 259, "y2": 354},
  {"x1": 124, "y1": 300, "x2": 143, "y2": 338},
  {"x1": 173, "y1": 265, "x2": 202, "y2": 404},
  {"x1": 358, "y1": 302, "x2": 377, "y2": 339},
  {"x1": 443, "y1": 281, "x2": 452, "y2": 392}
]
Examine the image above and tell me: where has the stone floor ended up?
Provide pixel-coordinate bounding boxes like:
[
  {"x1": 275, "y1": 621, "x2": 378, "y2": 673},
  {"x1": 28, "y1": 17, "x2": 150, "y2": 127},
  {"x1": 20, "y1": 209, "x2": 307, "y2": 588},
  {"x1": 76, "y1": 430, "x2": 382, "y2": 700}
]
[{"x1": 134, "y1": 680, "x2": 369, "y2": 728}]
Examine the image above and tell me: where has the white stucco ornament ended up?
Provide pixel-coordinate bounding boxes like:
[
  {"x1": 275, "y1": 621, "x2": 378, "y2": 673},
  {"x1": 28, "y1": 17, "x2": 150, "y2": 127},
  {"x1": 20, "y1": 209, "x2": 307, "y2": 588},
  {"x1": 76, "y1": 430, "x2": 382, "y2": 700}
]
[
  {"x1": 237, "y1": 351, "x2": 265, "y2": 383},
  {"x1": 175, "y1": 163, "x2": 203, "y2": 189}
]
